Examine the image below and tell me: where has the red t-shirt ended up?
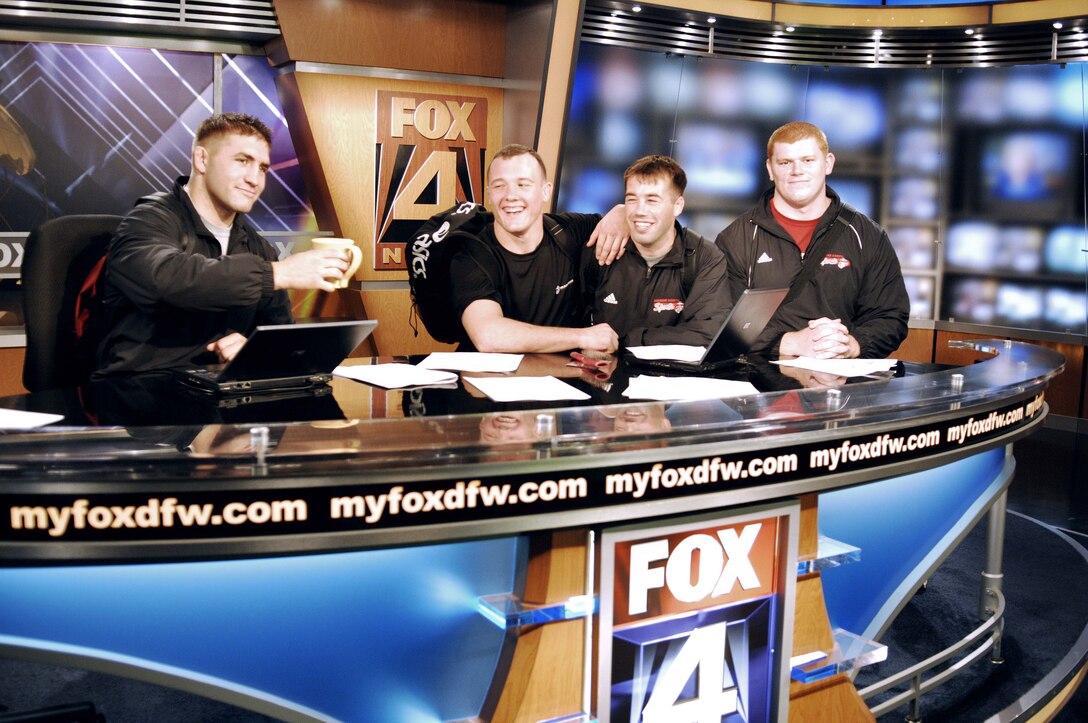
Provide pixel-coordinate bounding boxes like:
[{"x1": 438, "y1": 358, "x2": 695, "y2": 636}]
[{"x1": 770, "y1": 198, "x2": 820, "y2": 255}]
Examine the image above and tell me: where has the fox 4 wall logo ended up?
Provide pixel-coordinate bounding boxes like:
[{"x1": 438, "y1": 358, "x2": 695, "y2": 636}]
[
  {"x1": 374, "y1": 90, "x2": 488, "y2": 270},
  {"x1": 603, "y1": 520, "x2": 781, "y2": 723}
]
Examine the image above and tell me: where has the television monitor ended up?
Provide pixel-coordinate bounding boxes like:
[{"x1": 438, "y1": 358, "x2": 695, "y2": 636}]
[
  {"x1": 946, "y1": 277, "x2": 998, "y2": 324},
  {"x1": 946, "y1": 222, "x2": 1045, "y2": 274},
  {"x1": 955, "y1": 128, "x2": 1080, "y2": 220},
  {"x1": 675, "y1": 123, "x2": 760, "y2": 199},
  {"x1": 830, "y1": 178, "x2": 875, "y2": 219},
  {"x1": 894, "y1": 127, "x2": 941, "y2": 173},
  {"x1": 559, "y1": 167, "x2": 620, "y2": 214},
  {"x1": 995, "y1": 227, "x2": 1043, "y2": 274},
  {"x1": 806, "y1": 81, "x2": 885, "y2": 152},
  {"x1": 1044, "y1": 226, "x2": 1088, "y2": 276},
  {"x1": 889, "y1": 226, "x2": 936, "y2": 270},
  {"x1": 895, "y1": 75, "x2": 942, "y2": 124},
  {"x1": 945, "y1": 222, "x2": 999, "y2": 271},
  {"x1": 1044, "y1": 288, "x2": 1087, "y2": 333},
  {"x1": 903, "y1": 275, "x2": 934, "y2": 319},
  {"x1": 891, "y1": 177, "x2": 938, "y2": 220},
  {"x1": 994, "y1": 283, "x2": 1043, "y2": 327},
  {"x1": 598, "y1": 111, "x2": 643, "y2": 163}
]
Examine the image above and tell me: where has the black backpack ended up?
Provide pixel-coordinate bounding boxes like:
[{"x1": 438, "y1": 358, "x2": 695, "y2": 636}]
[
  {"x1": 406, "y1": 201, "x2": 494, "y2": 343},
  {"x1": 406, "y1": 201, "x2": 578, "y2": 344}
]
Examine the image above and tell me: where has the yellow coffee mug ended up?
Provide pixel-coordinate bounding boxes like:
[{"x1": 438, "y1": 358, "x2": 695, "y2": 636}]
[{"x1": 312, "y1": 237, "x2": 362, "y2": 289}]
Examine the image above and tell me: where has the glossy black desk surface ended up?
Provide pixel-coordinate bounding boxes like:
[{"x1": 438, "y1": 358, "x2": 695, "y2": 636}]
[
  {"x1": 0, "y1": 343, "x2": 1060, "y2": 475},
  {"x1": 0, "y1": 341, "x2": 1065, "y2": 562}
]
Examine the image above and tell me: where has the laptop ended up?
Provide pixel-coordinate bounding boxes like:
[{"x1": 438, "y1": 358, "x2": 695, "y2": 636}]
[
  {"x1": 624, "y1": 287, "x2": 789, "y2": 373},
  {"x1": 175, "y1": 319, "x2": 378, "y2": 395}
]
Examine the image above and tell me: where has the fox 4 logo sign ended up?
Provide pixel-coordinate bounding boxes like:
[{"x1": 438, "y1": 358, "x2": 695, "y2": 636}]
[
  {"x1": 605, "y1": 520, "x2": 780, "y2": 722},
  {"x1": 374, "y1": 90, "x2": 488, "y2": 270}
]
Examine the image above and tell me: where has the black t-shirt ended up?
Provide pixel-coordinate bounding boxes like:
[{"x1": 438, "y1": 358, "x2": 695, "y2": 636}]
[{"x1": 450, "y1": 219, "x2": 594, "y2": 330}]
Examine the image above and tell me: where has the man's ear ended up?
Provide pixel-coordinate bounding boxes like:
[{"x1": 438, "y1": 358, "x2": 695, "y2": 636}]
[
  {"x1": 674, "y1": 195, "x2": 685, "y2": 216},
  {"x1": 825, "y1": 152, "x2": 836, "y2": 175},
  {"x1": 542, "y1": 181, "x2": 553, "y2": 202},
  {"x1": 192, "y1": 145, "x2": 208, "y2": 174}
]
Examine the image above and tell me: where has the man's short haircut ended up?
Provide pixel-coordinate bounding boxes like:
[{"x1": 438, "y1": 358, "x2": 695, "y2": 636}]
[
  {"x1": 487, "y1": 144, "x2": 548, "y2": 183},
  {"x1": 624, "y1": 154, "x2": 687, "y2": 196},
  {"x1": 767, "y1": 121, "x2": 829, "y2": 159},
  {"x1": 195, "y1": 113, "x2": 272, "y2": 148}
]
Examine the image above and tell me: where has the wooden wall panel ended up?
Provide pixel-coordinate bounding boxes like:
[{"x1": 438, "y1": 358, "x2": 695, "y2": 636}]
[
  {"x1": 935, "y1": 331, "x2": 1085, "y2": 418},
  {"x1": 893, "y1": 327, "x2": 935, "y2": 364},
  {"x1": 361, "y1": 288, "x2": 456, "y2": 356},
  {"x1": 270, "y1": 0, "x2": 506, "y2": 77},
  {"x1": 276, "y1": 71, "x2": 502, "y2": 355},
  {"x1": 0, "y1": 347, "x2": 26, "y2": 397}
]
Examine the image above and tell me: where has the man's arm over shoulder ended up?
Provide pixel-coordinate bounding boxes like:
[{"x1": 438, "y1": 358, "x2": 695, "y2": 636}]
[
  {"x1": 849, "y1": 227, "x2": 910, "y2": 358},
  {"x1": 550, "y1": 212, "x2": 612, "y2": 266}
]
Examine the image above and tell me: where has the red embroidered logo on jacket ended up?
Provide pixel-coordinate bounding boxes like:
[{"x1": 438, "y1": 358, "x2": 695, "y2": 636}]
[
  {"x1": 653, "y1": 298, "x2": 685, "y2": 313},
  {"x1": 820, "y1": 254, "x2": 851, "y2": 269}
]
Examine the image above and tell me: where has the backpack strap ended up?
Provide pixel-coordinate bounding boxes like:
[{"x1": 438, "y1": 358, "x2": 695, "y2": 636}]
[
  {"x1": 543, "y1": 213, "x2": 580, "y2": 263},
  {"x1": 679, "y1": 228, "x2": 699, "y2": 299}
]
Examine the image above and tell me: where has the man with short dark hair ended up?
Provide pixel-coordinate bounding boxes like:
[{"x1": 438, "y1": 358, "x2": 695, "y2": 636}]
[
  {"x1": 95, "y1": 112, "x2": 349, "y2": 376},
  {"x1": 715, "y1": 121, "x2": 909, "y2": 359},
  {"x1": 451, "y1": 144, "x2": 623, "y2": 353},
  {"x1": 583, "y1": 154, "x2": 729, "y2": 347}
]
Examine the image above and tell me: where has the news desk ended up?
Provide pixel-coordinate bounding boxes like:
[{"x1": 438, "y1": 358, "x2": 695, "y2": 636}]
[{"x1": 0, "y1": 341, "x2": 1065, "y2": 722}]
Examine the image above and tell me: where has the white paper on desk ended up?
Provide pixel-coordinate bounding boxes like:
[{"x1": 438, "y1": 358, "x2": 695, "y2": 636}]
[
  {"x1": 463, "y1": 375, "x2": 590, "y2": 402},
  {"x1": 773, "y1": 357, "x2": 898, "y2": 377},
  {"x1": 623, "y1": 375, "x2": 758, "y2": 401},
  {"x1": 418, "y1": 352, "x2": 523, "y2": 373},
  {"x1": 334, "y1": 363, "x2": 458, "y2": 389},
  {"x1": 626, "y1": 344, "x2": 706, "y2": 363},
  {"x1": 0, "y1": 408, "x2": 65, "y2": 430}
]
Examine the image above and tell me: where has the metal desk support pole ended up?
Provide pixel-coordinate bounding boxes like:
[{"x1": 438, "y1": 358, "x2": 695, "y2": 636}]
[{"x1": 980, "y1": 445, "x2": 1010, "y2": 664}]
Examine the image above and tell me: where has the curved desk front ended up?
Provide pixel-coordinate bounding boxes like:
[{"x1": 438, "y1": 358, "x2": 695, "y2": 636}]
[{"x1": 0, "y1": 341, "x2": 1065, "y2": 722}]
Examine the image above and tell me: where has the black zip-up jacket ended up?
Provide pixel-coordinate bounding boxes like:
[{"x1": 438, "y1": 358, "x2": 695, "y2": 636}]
[
  {"x1": 94, "y1": 176, "x2": 291, "y2": 376},
  {"x1": 585, "y1": 224, "x2": 730, "y2": 346},
  {"x1": 714, "y1": 187, "x2": 909, "y2": 358}
]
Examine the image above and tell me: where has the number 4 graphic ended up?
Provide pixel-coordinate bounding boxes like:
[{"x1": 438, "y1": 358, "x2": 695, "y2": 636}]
[{"x1": 642, "y1": 622, "x2": 739, "y2": 723}]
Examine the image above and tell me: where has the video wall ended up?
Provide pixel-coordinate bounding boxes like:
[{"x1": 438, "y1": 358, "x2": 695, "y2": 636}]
[{"x1": 557, "y1": 44, "x2": 1088, "y2": 336}]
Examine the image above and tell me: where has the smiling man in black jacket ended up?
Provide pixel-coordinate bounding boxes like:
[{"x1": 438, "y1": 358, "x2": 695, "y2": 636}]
[
  {"x1": 583, "y1": 155, "x2": 729, "y2": 348},
  {"x1": 715, "y1": 121, "x2": 909, "y2": 359},
  {"x1": 95, "y1": 113, "x2": 350, "y2": 376}
]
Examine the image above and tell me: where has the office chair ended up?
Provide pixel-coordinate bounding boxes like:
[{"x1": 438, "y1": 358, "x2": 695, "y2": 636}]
[{"x1": 21, "y1": 214, "x2": 122, "y2": 392}]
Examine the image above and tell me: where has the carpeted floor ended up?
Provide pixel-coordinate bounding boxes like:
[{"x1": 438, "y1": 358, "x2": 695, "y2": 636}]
[{"x1": 855, "y1": 510, "x2": 1088, "y2": 721}]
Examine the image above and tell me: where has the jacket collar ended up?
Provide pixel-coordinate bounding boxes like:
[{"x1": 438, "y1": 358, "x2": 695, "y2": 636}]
[
  {"x1": 631, "y1": 220, "x2": 688, "y2": 267},
  {"x1": 752, "y1": 185, "x2": 844, "y2": 240},
  {"x1": 173, "y1": 175, "x2": 253, "y2": 247}
]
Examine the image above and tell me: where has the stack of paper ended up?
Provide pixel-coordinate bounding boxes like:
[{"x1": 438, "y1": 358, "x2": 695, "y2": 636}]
[
  {"x1": 0, "y1": 408, "x2": 65, "y2": 430},
  {"x1": 773, "y1": 357, "x2": 898, "y2": 376},
  {"x1": 419, "y1": 352, "x2": 523, "y2": 373},
  {"x1": 626, "y1": 345, "x2": 706, "y2": 363},
  {"x1": 334, "y1": 364, "x2": 458, "y2": 389},
  {"x1": 623, "y1": 375, "x2": 758, "y2": 401},
  {"x1": 463, "y1": 376, "x2": 589, "y2": 402}
]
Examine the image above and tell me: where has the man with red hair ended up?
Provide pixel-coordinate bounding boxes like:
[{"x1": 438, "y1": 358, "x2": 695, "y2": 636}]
[{"x1": 715, "y1": 121, "x2": 909, "y2": 359}]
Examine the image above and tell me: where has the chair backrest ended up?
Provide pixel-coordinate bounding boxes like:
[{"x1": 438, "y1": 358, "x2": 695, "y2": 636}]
[{"x1": 21, "y1": 214, "x2": 122, "y2": 392}]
